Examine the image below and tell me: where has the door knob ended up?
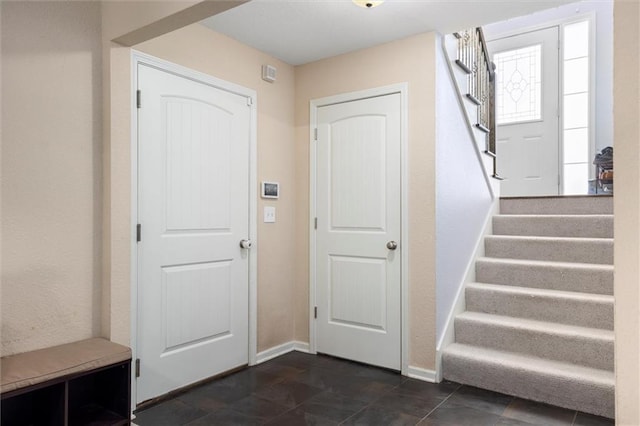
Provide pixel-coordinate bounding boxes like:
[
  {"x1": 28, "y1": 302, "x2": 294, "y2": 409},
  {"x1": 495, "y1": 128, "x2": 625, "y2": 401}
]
[
  {"x1": 239, "y1": 239, "x2": 252, "y2": 249},
  {"x1": 386, "y1": 241, "x2": 398, "y2": 250}
]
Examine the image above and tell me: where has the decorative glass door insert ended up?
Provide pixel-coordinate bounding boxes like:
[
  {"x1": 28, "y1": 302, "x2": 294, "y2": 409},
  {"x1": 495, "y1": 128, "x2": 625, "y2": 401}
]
[{"x1": 495, "y1": 44, "x2": 542, "y2": 125}]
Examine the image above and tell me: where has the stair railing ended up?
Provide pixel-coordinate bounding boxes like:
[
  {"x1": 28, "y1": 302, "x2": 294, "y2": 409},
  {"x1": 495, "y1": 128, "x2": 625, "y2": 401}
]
[{"x1": 453, "y1": 27, "x2": 501, "y2": 179}]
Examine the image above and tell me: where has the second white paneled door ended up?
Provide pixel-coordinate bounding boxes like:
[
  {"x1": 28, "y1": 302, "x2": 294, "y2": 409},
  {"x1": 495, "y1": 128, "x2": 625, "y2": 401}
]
[
  {"x1": 136, "y1": 63, "x2": 252, "y2": 404},
  {"x1": 315, "y1": 93, "x2": 402, "y2": 370}
]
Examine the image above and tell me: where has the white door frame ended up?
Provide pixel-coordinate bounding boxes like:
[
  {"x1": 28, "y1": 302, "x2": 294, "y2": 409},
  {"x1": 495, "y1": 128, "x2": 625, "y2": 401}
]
[
  {"x1": 130, "y1": 51, "x2": 258, "y2": 407},
  {"x1": 308, "y1": 84, "x2": 409, "y2": 375}
]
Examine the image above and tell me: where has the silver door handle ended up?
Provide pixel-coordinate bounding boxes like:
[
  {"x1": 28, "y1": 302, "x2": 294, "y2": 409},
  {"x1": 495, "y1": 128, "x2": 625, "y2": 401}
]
[
  {"x1": 386, "y1": 241, "x2": 398, "y2": 250},
  {"x1": 239, "y1": 239, "x2": 252, "y2": 249}
]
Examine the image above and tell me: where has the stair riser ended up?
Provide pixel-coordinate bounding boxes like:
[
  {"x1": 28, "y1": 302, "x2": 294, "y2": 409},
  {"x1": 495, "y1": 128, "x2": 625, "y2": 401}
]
[
  {"x1": 500, "y1": 197, "x2": 613, "y2": 215},
  {"x1": 465, "y1": 287, "x2": 613, "y2": 330},
  {"x1": 442, "y1": 352, "x2": 614, "y2": 418},
  {"x1": 454, "y1": 318, "x2": 613, "y2": 371},
  {"x1": 493, "y1": 216, "x2": 613, "y2": 238},
  {"x1": 485, "y1": 237, "x2": 613, "y2": 265},
  {"x1": 475, "y1": 260, "x2": 613, "y2": 295}
]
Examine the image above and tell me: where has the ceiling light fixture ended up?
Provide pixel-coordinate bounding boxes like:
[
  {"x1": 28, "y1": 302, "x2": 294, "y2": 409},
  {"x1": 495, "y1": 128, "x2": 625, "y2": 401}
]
[{"x1": 353, "y1": 0, "x2": 384, "y2": 9}]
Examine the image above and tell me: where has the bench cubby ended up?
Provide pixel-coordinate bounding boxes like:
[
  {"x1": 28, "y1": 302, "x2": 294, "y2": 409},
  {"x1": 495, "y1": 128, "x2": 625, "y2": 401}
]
[{"x1": 1, "y1": 338, "x2": 131, "y2": 426}]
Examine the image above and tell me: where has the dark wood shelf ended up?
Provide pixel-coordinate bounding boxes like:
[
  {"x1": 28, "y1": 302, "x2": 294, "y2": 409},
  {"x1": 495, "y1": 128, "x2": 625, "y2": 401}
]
[
  {"x1": 2, "y1": 361, "x2": 131, "y2": 426},
  {"x1": 1, "y1": 382, "x2": 65, "y2": 426},
  {"x1": 69, "y1": 403, "x2": 128, "y2": 426}
]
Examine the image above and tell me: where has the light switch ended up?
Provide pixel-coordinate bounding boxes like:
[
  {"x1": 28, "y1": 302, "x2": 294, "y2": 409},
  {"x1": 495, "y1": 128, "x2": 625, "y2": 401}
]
[{"x1": 264, "y1": 206, "x2": 276, "y2": 223}]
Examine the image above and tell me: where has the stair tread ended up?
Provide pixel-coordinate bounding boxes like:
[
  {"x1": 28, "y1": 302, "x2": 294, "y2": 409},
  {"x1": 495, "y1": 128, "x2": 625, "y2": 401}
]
[
  {"x1": 484, "y1": 235, "x2": 613, "y2": 265},
  {"x1": 495, "y1": 214, "x2": 613, "y2": 218},
  {"x1": 456, "y1": 311, "x2": 614, "y2": 340},
  {"x1": 443, "y1": 343, "x2": 614, "y2": 418},
  {"x1": 499, "y1": 196, "x2": 613, "y2": 216},
  {"x1": 476, "y1": 257, "x2": 613, "y2": 271},
  {"x1": 486, "y1": 235, "x2": 613, "y2": 242},
  {"x1": 500, "y1": 195, "x2": 613, "y2": 200},
  {"x1": 492, "y1": 214, "x2": 613, "y2": 239},
  {"x1": 444, "y1": 343, "x2": 614, "y2": 385},
  {"x1": 467, "y1": 282, "x2": 614, "y2": 303}
]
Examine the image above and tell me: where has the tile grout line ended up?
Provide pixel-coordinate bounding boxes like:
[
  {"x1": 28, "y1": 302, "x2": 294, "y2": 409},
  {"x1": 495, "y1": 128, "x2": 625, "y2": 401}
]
[
  {"x1": 570, "y1": 410, "x2": 578, "y2": 425},
  {"x1": 182, "y1": 412, "x2": 209, "y2": 426},
  {"x1": 338, "y1": 404, "x2": 370, "y2": 425},
  {"x1": 261, "y1": 395, "x2": 307, "y2": 425},
  {"x1": 261, "y1": 370, "x2": 333, "y2": 424},
  {"x1": 337, "y1": 377, "x2": 401, "y2": 425},
  {"x1": 418, "y1": 388, "x2": 456, "y2": 422},
  {"x1": 173, "y1": 394, "x2": 221, "y2": 426},
  {"x1": 226, "y1": 392, "x2": 291, "y2": 423}
]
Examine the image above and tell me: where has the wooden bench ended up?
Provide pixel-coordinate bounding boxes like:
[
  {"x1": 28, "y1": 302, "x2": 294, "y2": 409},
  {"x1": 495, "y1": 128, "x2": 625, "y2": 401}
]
[{"x1": 1, "y1": 338, "x2": 132, "y2": 425}]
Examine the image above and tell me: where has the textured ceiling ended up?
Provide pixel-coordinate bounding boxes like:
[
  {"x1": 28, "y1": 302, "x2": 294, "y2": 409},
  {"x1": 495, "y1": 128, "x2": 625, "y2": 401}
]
[{"x1": 201, "y1": 0, "x2": 577, "y2": 65}]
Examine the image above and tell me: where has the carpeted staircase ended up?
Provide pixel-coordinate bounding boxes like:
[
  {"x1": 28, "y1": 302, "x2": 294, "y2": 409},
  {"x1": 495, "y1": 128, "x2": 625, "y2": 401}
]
[{"x1": 442, "y1": 196, "x2": 614, "y2": 419}]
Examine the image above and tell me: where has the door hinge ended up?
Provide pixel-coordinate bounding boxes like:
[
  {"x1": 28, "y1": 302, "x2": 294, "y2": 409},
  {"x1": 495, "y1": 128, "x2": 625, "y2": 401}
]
[
  {"x1": 136, "y1": 90, "x2": 141, "y2": 109},
  {"x1": 135, "y1": 358, "x2": 141, "y2": 378},
  {"x1": 314, "y1": 306, "x2": 317, "y2": 319},
  {"x1": 136, "y1": 224, "x2": 141, "y2": 243},
  {"x1": 314, "y1": 217, "x2": 317, "y2": 230},
  {"x1": 247, "y1": 97, "x2": 253, "y2": 106},
  {"x1": 314, "y1": 128, "x2": 318, "y2": 141}
]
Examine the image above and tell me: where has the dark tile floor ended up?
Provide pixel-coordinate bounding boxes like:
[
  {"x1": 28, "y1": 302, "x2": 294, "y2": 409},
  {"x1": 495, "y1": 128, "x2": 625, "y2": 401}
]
[{"x1": 134, "y1": 352, "x2": 614, "y2": 426}]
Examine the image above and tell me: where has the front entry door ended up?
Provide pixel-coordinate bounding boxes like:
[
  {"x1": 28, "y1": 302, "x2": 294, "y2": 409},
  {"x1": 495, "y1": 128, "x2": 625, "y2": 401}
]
[
  {"x1": 489, "y1": 27, "x2": 560, "y2": 196},
  {"x1": 137, "y1": 63, "x2": 252, "y2": 403},
  {"x1": 315, "y1": 93, "x2": 402, "y2": 370}
]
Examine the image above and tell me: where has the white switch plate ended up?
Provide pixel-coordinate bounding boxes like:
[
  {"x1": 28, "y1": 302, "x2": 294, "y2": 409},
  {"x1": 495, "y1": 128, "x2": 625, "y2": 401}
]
[{"x1": 264, "y1": 206, "x2": 276, "y2": 223}]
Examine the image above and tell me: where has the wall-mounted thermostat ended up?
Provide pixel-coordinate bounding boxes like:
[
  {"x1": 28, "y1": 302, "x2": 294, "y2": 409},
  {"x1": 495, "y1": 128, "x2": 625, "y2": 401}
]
[
  {"x1": 261, "y1": 181, "x2": 279, "y2": 199},
  {"x1": 262, "y1": 65, "x2": 277, "y2": 83}
]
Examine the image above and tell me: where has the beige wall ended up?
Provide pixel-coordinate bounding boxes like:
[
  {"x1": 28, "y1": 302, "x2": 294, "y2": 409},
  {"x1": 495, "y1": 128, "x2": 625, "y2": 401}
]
[
  {"x1": 101, "y1": 42, "x2": 133, "y2": 346},
  {"x1": 1, "y1": 1, "x2": 103, "y2": 356},
  {"x1": 294, "y1": 33, "x2": 438, "y2": 370},
  {"x1": 132, "y1": 25, "x2": 298, "y2": 352},
  {"x1": 614, "y1": 1, "x2": 640, "y2": 424}
]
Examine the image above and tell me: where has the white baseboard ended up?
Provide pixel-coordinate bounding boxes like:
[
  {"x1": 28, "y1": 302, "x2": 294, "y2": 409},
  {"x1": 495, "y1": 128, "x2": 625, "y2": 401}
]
[
  {"x1": 407, "y1": 365, "x2": 438, "y2": 383},
  {"x1": 256, "y1": 341, "x2": 311, "y2": 364},
  {"x1": 256, "y1": 341, "x2": 295, "y2": 364},
  {"x1": 293, "y1": 341, "x2": 310, "y2": 353}
]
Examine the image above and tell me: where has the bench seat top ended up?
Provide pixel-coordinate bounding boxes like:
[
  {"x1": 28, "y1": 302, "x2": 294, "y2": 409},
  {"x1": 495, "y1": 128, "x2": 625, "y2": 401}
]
[{"x1": 1, "y1": 338, "x2": 131, "y2": 394}]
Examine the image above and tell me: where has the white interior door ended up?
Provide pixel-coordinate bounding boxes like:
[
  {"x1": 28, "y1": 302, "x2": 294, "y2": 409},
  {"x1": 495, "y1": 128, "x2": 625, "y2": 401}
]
[
  {"x1": 315, "y1": 93, "x2": 401, "y2": 370},
  {"x1": 137, "y1": 63, "x2": 252, "y2": 404},
  {"x1": 489, "y1": 27, "x2": 560, "y2": 196}
]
